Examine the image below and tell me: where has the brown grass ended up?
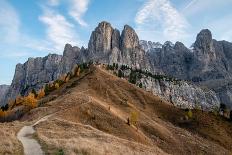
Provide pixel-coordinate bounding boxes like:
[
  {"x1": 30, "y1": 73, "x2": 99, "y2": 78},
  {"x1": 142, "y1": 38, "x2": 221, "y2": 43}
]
[{"x1": 2, "y1": 65, "x2": 232, "y2": 155}]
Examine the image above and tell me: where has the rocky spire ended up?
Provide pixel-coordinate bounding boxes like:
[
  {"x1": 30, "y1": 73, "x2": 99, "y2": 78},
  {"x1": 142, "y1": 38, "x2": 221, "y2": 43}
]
[
  {"x1": 194, "y1": 29, "x2": 214, "y2": 53},
  {"x1": 88, "y1": 21, "x2": 114, "y2": 54},
  {"x1": 120, "y1": 25, "x2": 139, "y2": 49}
]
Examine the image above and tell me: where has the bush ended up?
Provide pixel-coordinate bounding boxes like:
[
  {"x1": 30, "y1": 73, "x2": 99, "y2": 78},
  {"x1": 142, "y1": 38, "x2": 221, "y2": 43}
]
[
  {"x1": 220, "y1": 103, "x2": 226, "y2": 112},
  {"x1": 0, "y1": 104, "x2": 8, "y2": 111},
  {"x1": 118, "y1": 70, "x2": 124, "y2": 78},
  {"x1": 56, "y1": 149, "x2": 64, "y2": 155},
  {"x1": 185, "y1": 109, "x2": 193, "y2": 120},
  {"x1": 129, "y1": 111, "x2": 139, "y2": 126},
  {"x1": 129, "y1": 71, "x2": 137, "y2": 84}
]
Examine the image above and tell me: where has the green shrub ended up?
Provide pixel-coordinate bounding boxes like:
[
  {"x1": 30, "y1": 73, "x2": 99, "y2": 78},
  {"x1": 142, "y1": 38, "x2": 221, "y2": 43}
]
[{"x1": 56, "y1": 149, "x2": 64, "y2": 155}]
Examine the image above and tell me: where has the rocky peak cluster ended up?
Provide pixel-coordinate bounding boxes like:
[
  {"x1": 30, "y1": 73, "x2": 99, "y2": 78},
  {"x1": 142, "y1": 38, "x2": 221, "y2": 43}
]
[{"x1": 3, "y1": 21, "x2": 232, "y2": 110}]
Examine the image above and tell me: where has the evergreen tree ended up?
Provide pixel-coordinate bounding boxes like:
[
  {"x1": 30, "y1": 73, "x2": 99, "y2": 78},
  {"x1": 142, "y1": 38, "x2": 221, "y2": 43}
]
[
  {"x1": 230, "y1": 111, "x2": 232, "y2": 121},
  {"x1": 118, "y1": 70, "x2": 123, "y2": 78}
]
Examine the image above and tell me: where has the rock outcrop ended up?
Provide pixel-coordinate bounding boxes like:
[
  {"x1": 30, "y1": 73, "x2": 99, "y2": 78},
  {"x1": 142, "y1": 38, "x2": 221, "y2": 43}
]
[
  {"x1": 138, "y1": 76, "x2": 219, "y2": 110},
  {"x1": 86, "y1": 22, "x2": 150, "y2": 69},
  {"x1": 0, "y1": 85, "x2": 9, "y2": 106},
  {"x1": 142, "y1": 29, "x2": 232, "y2": 108}
]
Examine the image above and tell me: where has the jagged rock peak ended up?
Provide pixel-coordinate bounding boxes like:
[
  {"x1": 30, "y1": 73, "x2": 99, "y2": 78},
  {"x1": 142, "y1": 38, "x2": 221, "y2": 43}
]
[
  {"x1": 88, "y1": 21, "x2": 115, "y2": 54},
  {"x1": 97, "y1": 21, "x2": 112, "y2": 29},
  {"x1": 163, "y1": 41, "x2": 174, "y2": 47},
  {"x1": 64, "y1": 43, "x2": 72, "y2": 50},
  {"x1": 140, "y1": 40, "x2": 162, "y2": 51},
  {"x1": 194, "y1": 29, "x2": 213, "y2": 51},
  {"x1": 121, "y1": 24, "x2": 139, "y2": 49},
  {"x1": 174, "y1": 41, "x2": 186, "y2": 49},
  {"x1": 197, "y1": 29, "x2": 212, "y2": 41}
]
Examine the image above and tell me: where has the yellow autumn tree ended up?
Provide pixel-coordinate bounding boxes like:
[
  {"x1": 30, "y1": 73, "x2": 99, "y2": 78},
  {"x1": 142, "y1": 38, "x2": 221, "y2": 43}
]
[
  {"x1": 37, "y1": 88, "x2": 45, "y2": 99},
  {"x1": 24, "y1": 92, "x2": 37, "y2": 108},
  {"x1": 130, "y1": 111, "x2": 139, "y2": 126},
  {"x1": 55, "y1": 83, "x2": 60, "y2": 89}
]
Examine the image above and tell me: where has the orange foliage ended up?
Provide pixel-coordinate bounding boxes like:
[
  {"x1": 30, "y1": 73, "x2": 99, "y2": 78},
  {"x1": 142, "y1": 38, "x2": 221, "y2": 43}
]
[
  {"x1": 37, "y1": 88, "x2": 45, "y2": 99},
  {"x1": 24, "y1": 92, "x2": 37, "y2": 108},
  {"x1": 0, "y1": 110, "x2": 5, "y2": 117}
]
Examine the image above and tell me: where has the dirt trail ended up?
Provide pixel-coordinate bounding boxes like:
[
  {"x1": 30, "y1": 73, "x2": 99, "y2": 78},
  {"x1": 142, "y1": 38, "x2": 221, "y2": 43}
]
[{"x1": 17, "y1": 115, "x2": 52, "y2": 155}]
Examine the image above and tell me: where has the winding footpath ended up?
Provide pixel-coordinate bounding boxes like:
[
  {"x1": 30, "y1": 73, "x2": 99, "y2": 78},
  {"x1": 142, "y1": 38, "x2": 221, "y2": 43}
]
[{"x1": 17, "y1": 115, "x2": 52, "y2": 155}]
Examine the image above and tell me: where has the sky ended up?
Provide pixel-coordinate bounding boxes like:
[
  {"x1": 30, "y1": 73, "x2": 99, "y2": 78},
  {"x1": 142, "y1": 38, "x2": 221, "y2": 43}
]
[{"x1": 0, "y1": 0, "x2": 232, "y2": 85}]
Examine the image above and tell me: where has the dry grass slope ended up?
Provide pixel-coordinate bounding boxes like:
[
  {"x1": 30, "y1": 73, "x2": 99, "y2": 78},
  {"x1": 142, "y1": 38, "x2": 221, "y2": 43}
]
[{"x1": 1, "y1": 65, "x2": 232, "y2": 155}]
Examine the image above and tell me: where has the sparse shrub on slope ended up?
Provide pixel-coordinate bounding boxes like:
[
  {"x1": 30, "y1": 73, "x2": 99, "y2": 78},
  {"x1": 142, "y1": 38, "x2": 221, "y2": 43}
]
[
  {"x1": 55, "y1": 83, "x2": 60, "y2": 89},
  {"x1": 184, "y1": 109, "x2": 193, "y2": 120},
  {"x1": 128, "y1": 111, "x2": 139, "y2": 127}
]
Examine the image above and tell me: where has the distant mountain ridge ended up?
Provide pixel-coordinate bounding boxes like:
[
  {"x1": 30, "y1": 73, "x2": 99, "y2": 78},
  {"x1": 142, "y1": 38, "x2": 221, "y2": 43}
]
[{"x1": 3, "y1": 21, "x2": 232, "y2": 109}]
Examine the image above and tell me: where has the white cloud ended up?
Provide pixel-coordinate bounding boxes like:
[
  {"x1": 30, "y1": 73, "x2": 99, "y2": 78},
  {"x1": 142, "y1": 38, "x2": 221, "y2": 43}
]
[
  {"x1": 68, "y1": 0, "x2": 90, "y2": 27},
  {"x1": 48, "y1": 0, "x2": 60, "y2": 6},
  {"x1": 0, "y1": 0, "x2": 20, "y2": 43},
  {"x1": 39, "y1": 7, "x2": 80, "y2": 52},
  {"x1": 183, "y1": 0, "x2": 232, "y2": 17},
  {"x1": 208, "y1": 14, "x2": 232, "y2": 42},
  {"x1": 0, "y1": 0, "x2": 54, "y2": 57},
  {"x1": 135, "y1": 0, "x2": 189, "y2": 43}
]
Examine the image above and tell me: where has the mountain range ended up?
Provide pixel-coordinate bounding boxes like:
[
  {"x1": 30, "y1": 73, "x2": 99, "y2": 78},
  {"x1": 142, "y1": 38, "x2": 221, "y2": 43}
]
[{"x1": 1, "y1": 21, "x2": 232, "y2": 110}]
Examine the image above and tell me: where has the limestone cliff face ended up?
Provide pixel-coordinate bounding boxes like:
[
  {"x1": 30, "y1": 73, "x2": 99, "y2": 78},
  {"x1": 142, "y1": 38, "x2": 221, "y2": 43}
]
[
  {"x1": 5, "y1": 54, "x2": 62, "y2": 101},
  {"x1": 141, "y1": 29, "x2": 232, "y2": 108},
  {"x1": 86, "y1": 22, "x2": 150, "y2": 70},
  {"x1": 138, "y1": 76, "x2": 219, "y2": 110},
  {"x1": 60, "y1": 44, "x2": 80, "y2": 74}
]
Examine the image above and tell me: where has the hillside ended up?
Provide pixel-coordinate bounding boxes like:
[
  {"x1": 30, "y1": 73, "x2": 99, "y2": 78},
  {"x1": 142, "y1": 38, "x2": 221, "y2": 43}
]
[{"x1": 1, "y1": 65, "x2": 232, "y2": 155}]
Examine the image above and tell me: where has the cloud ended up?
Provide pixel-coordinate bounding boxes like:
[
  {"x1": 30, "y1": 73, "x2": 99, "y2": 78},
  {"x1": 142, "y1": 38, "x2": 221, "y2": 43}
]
[
  {"x1": 68, "y1": 0, "x2": 90, "y2": 27},
  {"x1": 39, "y1": 7, "x2": 80, "y2": 52},
  {"x1": 48, "y1": 0, "x2": 60, "y2": 6},
  {"x1": 0, "y1": 0, "x2": 54, "y2": 57},
  {"x1": 208, "y1": 14, "x2": 232, "y2": 42},
  {"x1": 135, "y1": 0, "x2": 189, "y2": 43},
  {"x1": 0, "y1": 0, "x2": 20, "y2": 43},
  {"x1": 183, "y1": 0, "x2": 232, "y2": 17}
]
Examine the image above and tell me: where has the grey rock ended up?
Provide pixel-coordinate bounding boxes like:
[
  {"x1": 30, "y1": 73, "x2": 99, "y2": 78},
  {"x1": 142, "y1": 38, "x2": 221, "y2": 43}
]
[
  {"x1": 0, "y1": 85, "x2": 9, "y2": 106},
  {"x1": 141, "y1": 29, "x2": 232, "y2": 108},
  {"x1": 60, "y1": 44, "x2": 80, "y2": 74},
  {"x1": 138, "y1": 75, "x2": 219, "y2": 110}
]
